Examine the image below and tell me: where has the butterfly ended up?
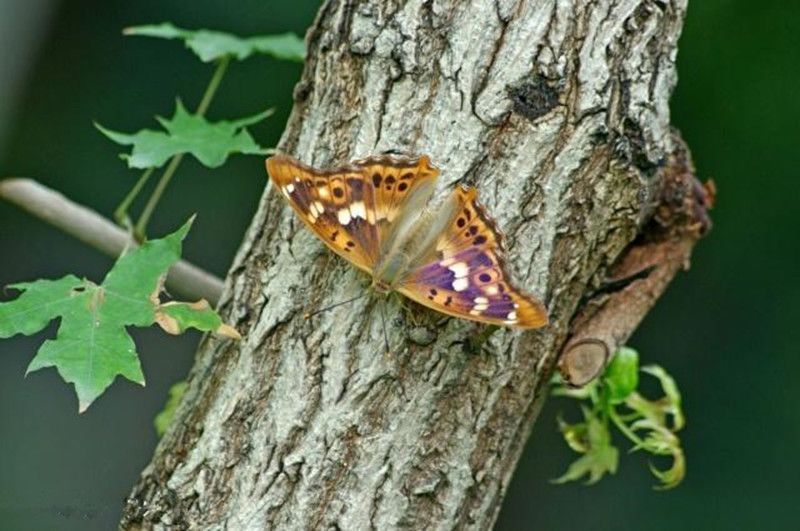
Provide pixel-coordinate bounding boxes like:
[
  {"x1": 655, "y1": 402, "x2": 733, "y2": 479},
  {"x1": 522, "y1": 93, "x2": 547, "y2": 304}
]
[{"x1": 266, "y1": 153, "x2": 548, "y2": 329}]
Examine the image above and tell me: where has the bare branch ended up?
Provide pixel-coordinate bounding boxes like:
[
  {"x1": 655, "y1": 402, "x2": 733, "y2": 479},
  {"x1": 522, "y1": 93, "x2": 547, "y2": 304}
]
[{"x1": 0, "y1": 178, "x2": 224, "y2": 304}]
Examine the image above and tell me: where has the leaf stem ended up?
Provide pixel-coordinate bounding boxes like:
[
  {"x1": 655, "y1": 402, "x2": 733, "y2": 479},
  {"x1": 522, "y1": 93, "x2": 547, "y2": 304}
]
[
  {"x1": 133, "y1": 56, "x2": 230, "y2": 241},
  {"x1": 114, "y1": 167, "x2": 154, "y2": 227},
  {"x1": 196, "y1": 56, "x2": 230, "y2": 116},
  {"x1": 608, "y1": 408, "x2": 647, "y2": 449}
]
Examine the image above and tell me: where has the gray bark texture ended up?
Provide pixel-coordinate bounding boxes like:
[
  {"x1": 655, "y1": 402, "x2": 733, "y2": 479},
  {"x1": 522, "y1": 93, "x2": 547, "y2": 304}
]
[{"x1": 122, "y1": 0, "x2": 701, "y2": 529}]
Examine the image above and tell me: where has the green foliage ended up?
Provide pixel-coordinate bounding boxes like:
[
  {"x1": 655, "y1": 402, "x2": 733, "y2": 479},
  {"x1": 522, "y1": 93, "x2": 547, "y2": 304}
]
[
  {"x1": 99, "y1": 20, "x2": 304, "y2": 239},
  {"x1": 0, "y1": 220, "x2": 237, "y2": 412},
  {"x1": 551, "y1": 347, "x2": 686, "y2": 489},
  {"x1": 604, "y1": 346, "x2": 639, "y2": 403},
  {"x1": 3, "y1": 18, "x2": 302, "y2": 413},
  {"x1": 154, "y1": 380, "x2": 188, "y2": 437},
  {"x1": 96, "y1": 101, "x2": 272, "y2": 170},
  {"x1": 553, "y1": 407, "x2": 619, "y2": 485},
  {"x1": 156, "y1": 300, "x2": 240, "y2": 338},
  {"x1": 124, "y1": 22, "x2": 305, "y2": 63}
]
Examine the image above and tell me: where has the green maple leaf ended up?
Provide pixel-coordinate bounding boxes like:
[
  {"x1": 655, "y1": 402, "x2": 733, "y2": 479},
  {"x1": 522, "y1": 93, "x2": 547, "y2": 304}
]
[
  {"x1": 95, "y1": 100, "x2": 272, "y2": 170},
  {"x1": 123, "y1": 22, "x2": 305, "y2": 63},
  {"x1": 0, "y1": 219, "x2": 238, "y2": 412}
]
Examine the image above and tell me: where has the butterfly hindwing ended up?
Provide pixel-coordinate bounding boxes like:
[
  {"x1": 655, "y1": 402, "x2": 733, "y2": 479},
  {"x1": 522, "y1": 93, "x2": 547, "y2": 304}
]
[{"x1": 398, "y1": 186, "x2": 548, "y2": 328}]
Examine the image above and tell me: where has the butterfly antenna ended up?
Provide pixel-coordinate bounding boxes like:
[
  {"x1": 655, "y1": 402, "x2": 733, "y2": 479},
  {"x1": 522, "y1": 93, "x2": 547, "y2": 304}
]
[
  {"x1": 304, "y1": 292, "x2": 366, "y2": 320},
  {"x1": 379, "y1": 298, "x2": 391, "y2": 355}
]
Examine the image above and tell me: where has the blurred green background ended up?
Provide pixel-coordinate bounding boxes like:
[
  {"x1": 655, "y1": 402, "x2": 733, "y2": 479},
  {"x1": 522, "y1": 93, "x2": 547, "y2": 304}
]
[{"x1": 0, "y1": 1, "x2": 796, "y2": 529}]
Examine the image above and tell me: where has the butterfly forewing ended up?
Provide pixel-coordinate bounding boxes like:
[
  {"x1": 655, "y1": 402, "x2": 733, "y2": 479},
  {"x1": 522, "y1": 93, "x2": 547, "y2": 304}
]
[
  {"x1": 266, "y1": 154, "x2": 439, "y2": 275},
  {"x1": 398, "y1": 186, "x2": 548, "y2": 329},
  {"x1": 355, "y1": 155, "x2": 439, "y2": 253}
]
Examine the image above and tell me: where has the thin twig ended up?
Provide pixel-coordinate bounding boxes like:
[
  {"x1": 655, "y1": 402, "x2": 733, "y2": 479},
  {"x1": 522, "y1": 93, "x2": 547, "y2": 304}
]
[
  {"x1": 114, "y1": 167, "x2": 154, "y2": 226},
  {"x1": 0, "y1": 178, "x2": 224, "y2": 305},
  {"x1": 135, "y1": 153, "x2": 184, "y2": 240}
]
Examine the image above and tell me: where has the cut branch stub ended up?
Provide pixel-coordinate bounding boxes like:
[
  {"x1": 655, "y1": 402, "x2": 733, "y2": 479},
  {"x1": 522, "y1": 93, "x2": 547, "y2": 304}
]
[
  {"x1": 558, "y1": 338, "x2": 609, "y2": 387},
  {"x1": 559, "y1": 132, "x2": 714, "y2": 387}
]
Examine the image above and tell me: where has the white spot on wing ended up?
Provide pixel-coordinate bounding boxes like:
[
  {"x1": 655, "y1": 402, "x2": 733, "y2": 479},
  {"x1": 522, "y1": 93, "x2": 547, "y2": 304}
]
[
  {"x1": 338, "y1": 208, "x2": 352, "y2": 225},
  {"x1": 486, "y1": 285, "x2": 499, "y2": 295},
  {"x1": 449, "y1": 262, "x2": 469, "y2": 279},
  {"x1": 473, "y1": 296, "x2": 489, "y2": 312},
  {"x1": 318, "y1": 187, "x2": 330, "y2": 199},
  {"x1": 350, "y1": 201, "x2": 366, "y2": 219},
  {"x1": 453, "y1": 277, "x2": 469, "y2": 291}
]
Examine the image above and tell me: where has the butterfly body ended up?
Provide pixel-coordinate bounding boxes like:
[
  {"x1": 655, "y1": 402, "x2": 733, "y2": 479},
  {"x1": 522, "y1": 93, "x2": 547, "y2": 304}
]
[
  {"x1": 372, "y1": 200, "x2": 451, "y2": 292},
  {"x1": 266, "y1": 154, "x2": 548, "y2": 329}
]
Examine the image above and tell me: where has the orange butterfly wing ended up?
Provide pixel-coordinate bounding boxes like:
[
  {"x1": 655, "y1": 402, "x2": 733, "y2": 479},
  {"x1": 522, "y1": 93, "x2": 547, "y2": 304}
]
[{"x1": 266, "y1": 154, "x2": 439, "y2": 274}]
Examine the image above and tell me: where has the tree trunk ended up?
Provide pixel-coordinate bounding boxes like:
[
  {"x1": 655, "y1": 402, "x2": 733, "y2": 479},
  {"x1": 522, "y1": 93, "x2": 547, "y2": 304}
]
[{"x1": 121, "y1": 1, "x2": 704, "y2": 529}]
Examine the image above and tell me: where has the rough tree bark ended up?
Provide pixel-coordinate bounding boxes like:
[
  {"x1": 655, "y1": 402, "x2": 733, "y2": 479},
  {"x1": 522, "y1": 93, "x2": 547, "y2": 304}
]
[{"x1": 121, "y1": 1, "x2": 708, "y2": 529}]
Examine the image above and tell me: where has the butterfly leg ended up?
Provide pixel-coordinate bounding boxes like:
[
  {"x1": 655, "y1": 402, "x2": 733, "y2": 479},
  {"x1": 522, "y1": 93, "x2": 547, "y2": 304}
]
[
  {"x1": 379, "y1": 297, "x2": 391, "y2": 355},
  {"x1": 303, "y1": 292, "x2": 367, "y2": 320}
]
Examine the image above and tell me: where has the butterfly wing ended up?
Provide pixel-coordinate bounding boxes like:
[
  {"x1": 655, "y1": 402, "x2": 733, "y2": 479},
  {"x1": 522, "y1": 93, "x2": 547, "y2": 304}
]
[
  {"x1": 266, "y1": 154, "x2": 439, "y2": 274},
  {"x1": 397, "y1": 186, "x2": 548, "y2": 329}
]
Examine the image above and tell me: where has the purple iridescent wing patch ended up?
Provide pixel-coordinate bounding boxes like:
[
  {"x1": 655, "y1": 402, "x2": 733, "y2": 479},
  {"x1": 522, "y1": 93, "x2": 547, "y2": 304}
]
[{"x1": 398, "y1": 186, "x2": 547, "y2": 328}]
